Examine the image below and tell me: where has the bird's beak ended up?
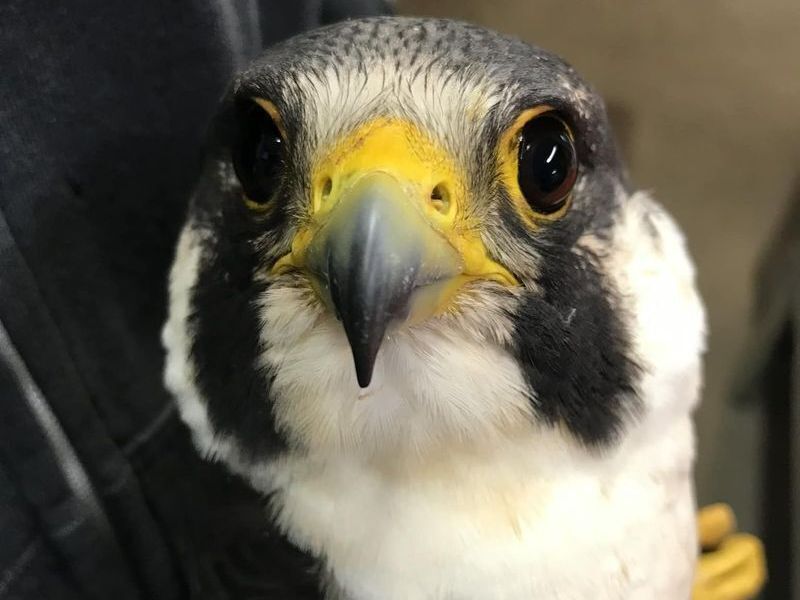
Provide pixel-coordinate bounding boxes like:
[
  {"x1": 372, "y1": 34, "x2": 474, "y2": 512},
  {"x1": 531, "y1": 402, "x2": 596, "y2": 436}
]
[
  {"x1": 304, "y1": 172, "x2": 464, "y2": 387},
  {"x1": 271, "y1": 119, "x2": 516, "y2": 387}
]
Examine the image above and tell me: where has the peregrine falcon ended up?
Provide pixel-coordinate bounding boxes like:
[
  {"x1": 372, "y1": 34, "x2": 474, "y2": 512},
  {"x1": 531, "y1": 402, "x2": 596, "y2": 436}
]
[{"x1": 163, "y1": 16, "x2": 709, "y2": 598}]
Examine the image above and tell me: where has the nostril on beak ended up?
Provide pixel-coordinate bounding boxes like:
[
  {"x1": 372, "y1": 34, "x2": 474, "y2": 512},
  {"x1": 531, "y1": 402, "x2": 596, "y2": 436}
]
[
  {"x1": 430, "y1": 183, "x2": 451, "y2": 215},
  {"x1": 321, "y1": 176, "x2": 333, "y2": 201}
]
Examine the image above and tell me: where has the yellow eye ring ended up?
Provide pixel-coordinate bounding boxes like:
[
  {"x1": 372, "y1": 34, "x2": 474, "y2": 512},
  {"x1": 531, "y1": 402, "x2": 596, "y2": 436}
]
[{"x1": 498, "y1": 106, "x2": 578, "y2": 225}]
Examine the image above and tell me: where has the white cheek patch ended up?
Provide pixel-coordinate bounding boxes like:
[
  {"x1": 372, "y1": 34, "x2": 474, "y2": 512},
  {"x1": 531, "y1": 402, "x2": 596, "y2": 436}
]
[
  {"x1": 162, "y1": 223, "x2": 243, "y2": 465},
  {"x1": 162, "y1": 224, "x2": 208, "y2": 443},
  {"x1": 258, "y1": 282, "x2": 534, "y2": 455},
  {"x1": 581, "y1": 191, "x2": 706, "y2": 444}
]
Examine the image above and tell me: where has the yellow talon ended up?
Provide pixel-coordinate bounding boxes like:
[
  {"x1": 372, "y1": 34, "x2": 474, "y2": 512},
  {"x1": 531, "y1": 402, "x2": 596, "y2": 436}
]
[{"x1": 692, "y1": 504, "x2": 767, "y2": 600}]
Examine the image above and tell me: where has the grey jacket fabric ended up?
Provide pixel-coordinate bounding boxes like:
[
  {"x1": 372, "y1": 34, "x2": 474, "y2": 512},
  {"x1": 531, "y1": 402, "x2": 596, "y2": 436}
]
[{"x1": 0, "y1": 1, "x2": 389, "y2": 598}]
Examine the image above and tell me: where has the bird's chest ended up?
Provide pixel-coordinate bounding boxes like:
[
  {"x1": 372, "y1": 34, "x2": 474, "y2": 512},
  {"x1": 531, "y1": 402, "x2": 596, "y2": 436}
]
[{"x1": 268, "y1": 426, "x2": 697, "y2": 600}]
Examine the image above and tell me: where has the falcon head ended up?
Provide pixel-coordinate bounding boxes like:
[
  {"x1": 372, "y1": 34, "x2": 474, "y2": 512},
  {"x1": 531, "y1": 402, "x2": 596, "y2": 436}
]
[{"x1": 163, "y1": 17, "x2": 704, "y2": 468}]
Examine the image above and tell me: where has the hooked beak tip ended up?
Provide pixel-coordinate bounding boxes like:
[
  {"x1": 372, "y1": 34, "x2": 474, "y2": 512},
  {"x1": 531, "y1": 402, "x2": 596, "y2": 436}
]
[
  {"x1": 355, "y1": 361, "x2": 375, "y2": 388},
  {"x1": 342, "y1": 319, "x2": 385, "y2": 389}
]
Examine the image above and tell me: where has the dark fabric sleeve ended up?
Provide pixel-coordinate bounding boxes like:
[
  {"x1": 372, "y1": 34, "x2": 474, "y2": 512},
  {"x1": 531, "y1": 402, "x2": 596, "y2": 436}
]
[{"x1": 0, "y1": 1, "x2": 391, "y2": 598}]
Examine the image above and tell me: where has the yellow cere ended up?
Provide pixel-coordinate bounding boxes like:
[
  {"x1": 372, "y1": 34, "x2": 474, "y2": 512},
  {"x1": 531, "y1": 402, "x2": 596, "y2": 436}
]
[
  {"x1": 273, "y1": 115, "x2": 517, "y2": 288},
  {"x1": 497, "y1": 105, "x2": 573, "y2": 226}
]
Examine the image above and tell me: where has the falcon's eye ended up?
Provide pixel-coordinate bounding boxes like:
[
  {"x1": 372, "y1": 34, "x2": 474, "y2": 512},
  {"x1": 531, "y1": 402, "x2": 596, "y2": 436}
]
[
  {"x1": 517, "y1": 114, "x2": 578, "y2": 214},
  {"x1": 232, "y1": 99, "x2": 285, "y2": 206}
]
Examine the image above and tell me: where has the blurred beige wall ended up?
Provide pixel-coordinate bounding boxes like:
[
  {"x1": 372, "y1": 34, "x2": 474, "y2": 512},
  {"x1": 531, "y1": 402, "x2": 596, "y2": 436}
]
[{"x1": 399, "y1": 0, "x2": 800, "y2": 525}]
